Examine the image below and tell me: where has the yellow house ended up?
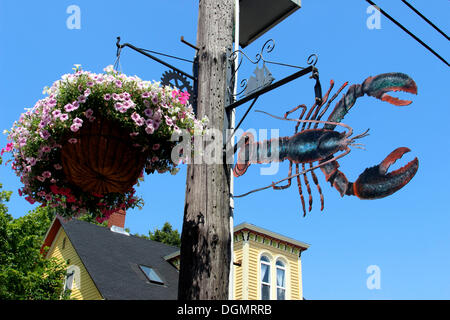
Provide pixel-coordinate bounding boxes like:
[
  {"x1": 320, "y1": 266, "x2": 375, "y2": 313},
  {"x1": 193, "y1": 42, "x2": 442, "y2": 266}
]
[
  {"x1": 232, "y1": 223, "x2": 309, "y2": 300},
  {"x1": 42, "y1": 213, "x2": 309, "y2": 300}
]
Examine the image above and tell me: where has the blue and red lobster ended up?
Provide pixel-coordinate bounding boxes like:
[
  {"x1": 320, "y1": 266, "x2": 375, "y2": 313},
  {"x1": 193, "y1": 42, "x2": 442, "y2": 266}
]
[{"x1": 233, "y1": 72, "x2": 419, "y2": 216}]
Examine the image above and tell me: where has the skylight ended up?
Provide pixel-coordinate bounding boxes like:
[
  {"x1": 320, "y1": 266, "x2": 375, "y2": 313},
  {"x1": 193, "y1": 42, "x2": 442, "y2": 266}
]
[{"x1": 139, "y1": 265, "x2": 164, "y2": 285}]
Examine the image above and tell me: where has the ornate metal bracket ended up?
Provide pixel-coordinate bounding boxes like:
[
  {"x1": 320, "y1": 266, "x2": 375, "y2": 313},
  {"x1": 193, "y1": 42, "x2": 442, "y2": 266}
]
[
  {"x1": 225, "y1": 39, "x2": 322, "y2": 148},
  {"x1": 115, "y1": 37, "x2": 197, "y2": 114},
  {"x1": 227, "y1": 39, "x2": 318, "y2": 102}
]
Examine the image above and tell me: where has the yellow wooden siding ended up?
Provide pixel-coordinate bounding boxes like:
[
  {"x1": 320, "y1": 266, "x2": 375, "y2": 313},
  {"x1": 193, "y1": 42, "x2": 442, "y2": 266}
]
[
  {"x1": 46, "y1": 228, "x2": 103, "y2": 300},
  {"x1": 233, "y1": 241, "x2": 243, "y2": 300},
  {"x1": 247, "y1": 246, "x2": 259, "y2": 300},
  {"x1": 246, "y1": 239, "x2": 302, "y2": 300}
]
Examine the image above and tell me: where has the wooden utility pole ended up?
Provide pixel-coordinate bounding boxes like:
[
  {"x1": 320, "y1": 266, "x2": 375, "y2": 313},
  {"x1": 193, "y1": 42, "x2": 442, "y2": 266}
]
[{"x1": 178, "y1": 0, "x2": 235, "y2": 299}]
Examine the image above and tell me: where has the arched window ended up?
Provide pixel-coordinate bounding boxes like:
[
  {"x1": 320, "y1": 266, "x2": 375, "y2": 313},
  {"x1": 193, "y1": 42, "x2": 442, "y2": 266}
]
[
  {"x1": 260, "y1": 255, "x2": 271, "y2": 300},
  {"x1": 276, "y1": 259, "x2": 286, "y2": 300},
  {"x1": 64, "y1": 270, "x2": 75, "y2": 293}
]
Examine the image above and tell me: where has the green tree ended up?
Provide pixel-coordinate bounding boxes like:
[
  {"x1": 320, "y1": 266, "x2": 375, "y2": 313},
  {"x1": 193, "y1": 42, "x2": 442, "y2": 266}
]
[
  {"x1": 0, "y1": 180, "x2": 69, "y2": 300},
  {"x1": 77, "y1": 213, "x2": 108, "y2": 227},
  {"x1": 137, "y1": 222, "x2": 181, "y2": 247}
]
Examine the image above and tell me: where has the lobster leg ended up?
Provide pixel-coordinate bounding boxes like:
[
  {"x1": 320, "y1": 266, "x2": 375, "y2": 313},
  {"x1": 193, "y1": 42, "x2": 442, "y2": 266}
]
[
  {"x1": 296, "y1": 164, "x2": 307, "y2": 216},
  {"x1": 306, "y1": 80, "x2": 335, "y2": 130},
  {"x1": 309, "y1": 163, "x2": 324, "y2": 211},
  {"x1": 272, "y1": 161, "x2": 293, "y2": 190},
  {"x1": 320, "y1": 72, "x2": 419, "y2": 199},
  {"x1": 271, "y1": 104, "x2": 307, "y2": 190},
  {"x1": 314, "y1": 82, "x2": 349, "y2": 128},
  {"x1": 302, "y1": 163, "x2": 313, "y2": 212}
]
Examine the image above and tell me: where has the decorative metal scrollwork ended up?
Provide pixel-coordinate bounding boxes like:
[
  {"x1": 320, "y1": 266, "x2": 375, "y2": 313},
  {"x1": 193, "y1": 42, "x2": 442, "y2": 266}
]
[{"x1": 228, "y1": 39, "x2": 319, "y2": 99}]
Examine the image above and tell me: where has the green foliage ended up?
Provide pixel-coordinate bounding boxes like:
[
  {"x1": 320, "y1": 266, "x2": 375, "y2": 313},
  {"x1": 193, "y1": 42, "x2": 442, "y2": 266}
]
[
  {"x1": 0, "y1": 187, "x2": 68, "y2": 300},
  {"x1": 136, "y1": 222, "x2": 181, "y2": 247},
  {"x1": 77, "y1": 213, "x2": 108, "y2": 227}
]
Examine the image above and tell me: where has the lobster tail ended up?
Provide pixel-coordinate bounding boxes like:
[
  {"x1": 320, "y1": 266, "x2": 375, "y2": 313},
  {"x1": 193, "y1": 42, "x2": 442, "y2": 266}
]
[
  {"x1": 233, "y1": 162, "x2": 251, "y2": 177},
  {"x1": 233, "y1": 132, "x2": 255, "y2": 177}
]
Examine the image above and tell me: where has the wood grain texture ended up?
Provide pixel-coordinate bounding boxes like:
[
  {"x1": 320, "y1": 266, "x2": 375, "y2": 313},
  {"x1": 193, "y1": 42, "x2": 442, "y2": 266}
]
[{"x1": 178, "y1": 0, "x2": 234, "y2": 300}]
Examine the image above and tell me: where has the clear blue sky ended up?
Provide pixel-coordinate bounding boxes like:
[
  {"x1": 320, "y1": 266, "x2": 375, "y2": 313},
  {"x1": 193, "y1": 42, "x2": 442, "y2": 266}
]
[{"x1": 0, "y1": 0, "x2": 448, "y2": 299}]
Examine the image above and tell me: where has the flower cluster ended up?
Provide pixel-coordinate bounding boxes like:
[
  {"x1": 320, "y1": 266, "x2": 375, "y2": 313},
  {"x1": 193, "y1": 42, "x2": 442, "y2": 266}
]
[{"x1": 3, "y1": 65, "x2": 207, "y2": 220}]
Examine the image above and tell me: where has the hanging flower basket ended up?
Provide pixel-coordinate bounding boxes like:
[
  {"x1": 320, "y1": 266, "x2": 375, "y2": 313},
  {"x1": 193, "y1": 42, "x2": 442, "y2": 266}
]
[
  {"x1": 2, "y1": 65, "x2": 207, "y2": 222},
  {"x1": 60, "y1": 116, "x2": 148, "y2": 195}
]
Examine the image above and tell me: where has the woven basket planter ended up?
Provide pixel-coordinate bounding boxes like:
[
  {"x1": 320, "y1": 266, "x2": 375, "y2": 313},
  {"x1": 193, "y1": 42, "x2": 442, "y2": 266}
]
[{"x1": 61, "y1": 117, "x2": 147, "y2": 195}]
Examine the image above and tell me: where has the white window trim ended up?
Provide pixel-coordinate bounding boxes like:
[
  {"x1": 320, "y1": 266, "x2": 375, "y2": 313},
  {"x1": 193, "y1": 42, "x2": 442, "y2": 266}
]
[
  {"x1": 275, "y1": 258, "x2": 288, "y2": 300},
  {"x1": 64, "y1": 265, "x2": 81, "y2": 291},
  {"x1": 258, "y1": 252, "x2": 273, "y2": 300},
  {"x1": 258, "y1": 252, "x2": 292, "y2": 300}
]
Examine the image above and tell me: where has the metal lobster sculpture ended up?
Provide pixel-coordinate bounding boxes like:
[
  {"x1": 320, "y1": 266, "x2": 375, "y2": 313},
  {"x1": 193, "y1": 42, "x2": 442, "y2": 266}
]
[{"x1": 233, "y1": 72, "x2": 419, "y2": 216}]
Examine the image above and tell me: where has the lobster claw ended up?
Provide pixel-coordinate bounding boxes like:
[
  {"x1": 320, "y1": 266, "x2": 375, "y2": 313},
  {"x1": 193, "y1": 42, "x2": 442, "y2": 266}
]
[
  {"x1": 352, "y1": 147, "x2": 419, "y2": 199},
  {"x1": 363, "y1": 72, "x2": 418, "y2": 106}
]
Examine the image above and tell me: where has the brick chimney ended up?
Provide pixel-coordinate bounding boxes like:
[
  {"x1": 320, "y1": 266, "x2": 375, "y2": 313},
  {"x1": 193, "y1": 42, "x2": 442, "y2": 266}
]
[{"x1": 107, "y1": 209, "x2": 126, "y2": 229}]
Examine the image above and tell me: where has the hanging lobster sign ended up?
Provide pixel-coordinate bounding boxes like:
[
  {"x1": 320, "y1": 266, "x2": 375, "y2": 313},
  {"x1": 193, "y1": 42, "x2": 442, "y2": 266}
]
[{"x1": 233, "y1": 72, "x2": 419, "y2": 216}]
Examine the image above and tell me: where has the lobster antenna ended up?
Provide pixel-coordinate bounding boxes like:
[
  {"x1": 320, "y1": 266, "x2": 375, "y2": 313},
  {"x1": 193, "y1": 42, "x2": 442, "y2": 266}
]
[
  {"x1": 352, "y1": 128, "x2": 370, "y2": 140},
  {"x1": 255, "y1": 109, "x2": 354, "y2": 138},
  {"x1": 350, "y1": 144, "x2": 366, "y2": 150}
]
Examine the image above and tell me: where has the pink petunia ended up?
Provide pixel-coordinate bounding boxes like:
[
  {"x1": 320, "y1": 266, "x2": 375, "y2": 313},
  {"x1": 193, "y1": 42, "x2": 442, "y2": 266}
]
[
  {"x1": 68, "y1": 138, "x2": 78, "y2": 144},
  {"x1": 78, "y1": 95, "x2": 87, "y2": 103},
  {"x1": 42, "y1": 171, "x2": 52, "y2": 178},
  {"x1": 54, "y1": 164, "x2": 63, "y2": 170},
  {"x1": 60, "y1": 113, "x2": 69, "y2": 121},
  {"x1": 165, "y1": 116, "x2": 173, "y2": 126},
  {"x1": 1, "y1": 142, "x2": 13, "y2": 155},
  {"x1": 40, "y1": 130, "x2": 50, "y2": 140},
  {"x1": 179, "y1": 91, "x2": 190, "y2": 105},
  {"x1": 84, "y1": 109, "x2": 94, "y2": 117},
  {"x1": 104, "y1": 93, "x2": 112, "y2": 101},
  {"x1": 64, "y1": 103, "x2": 76, "y2": 112},
  {"x1": 144, "y1": 108, "x2": 153, "y2": 117},
  {"x1": 152, "y1": 144, "x2": 160, "y2": 151},
  {"x1": 42, "y1": 146, "x2": 51, "y2": 153},
  {"x1": 52, "y1": 109, "x2": 62, "y2": 119},
  {"x1": 131, "y1": 112, "x2": 144, "y2": 126},
  {"x1": 25, "y1": 196, "x2": 36, "y2": 204},
  {"x1": 70, "y1": 124, "x2": 80, "y2": 132},
  {"x1": 136, "y1": 118, "x2": 144, "y2": 126},
  {"x1": 73, "y1": 117, "x2": 83, "y2": 126}
]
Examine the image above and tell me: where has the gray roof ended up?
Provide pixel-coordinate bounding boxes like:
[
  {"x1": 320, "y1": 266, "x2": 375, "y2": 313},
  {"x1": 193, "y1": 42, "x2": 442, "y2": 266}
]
[{"x1": 60, "y1": 218, "x2": 179, "y2": 300}]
